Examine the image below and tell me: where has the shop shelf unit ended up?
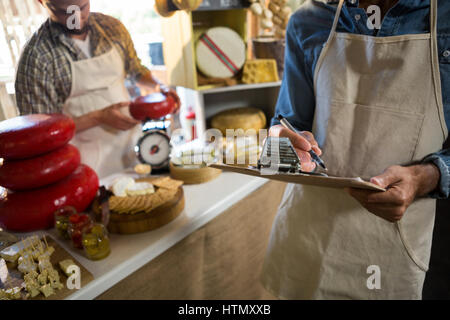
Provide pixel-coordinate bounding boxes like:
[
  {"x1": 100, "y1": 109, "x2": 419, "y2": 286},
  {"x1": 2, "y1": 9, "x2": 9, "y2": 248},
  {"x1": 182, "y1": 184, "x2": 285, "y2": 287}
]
[
  {"x1": 162, "y1": 7, "x2": 282, "y2": 139},
  {"x1": 176, "y1": 81, "x2": 281, "y2": 139}
]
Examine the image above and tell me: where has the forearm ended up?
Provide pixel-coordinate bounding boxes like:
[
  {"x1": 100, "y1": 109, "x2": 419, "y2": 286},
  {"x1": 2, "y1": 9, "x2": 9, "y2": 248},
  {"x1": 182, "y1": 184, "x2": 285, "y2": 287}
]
[
  {"x1": 136, "y1": 70, "x2": 162, "y2": 89},
  {"x1": 72, "y1": 110, "x2": 100, "y2": 133}
]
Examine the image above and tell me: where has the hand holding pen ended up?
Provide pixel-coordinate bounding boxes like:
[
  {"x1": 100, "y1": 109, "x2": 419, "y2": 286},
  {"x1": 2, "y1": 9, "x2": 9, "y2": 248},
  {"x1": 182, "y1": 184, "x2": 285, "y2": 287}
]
[{"x1": 269, "y1": 115, "x2": 327, "y2": 172}]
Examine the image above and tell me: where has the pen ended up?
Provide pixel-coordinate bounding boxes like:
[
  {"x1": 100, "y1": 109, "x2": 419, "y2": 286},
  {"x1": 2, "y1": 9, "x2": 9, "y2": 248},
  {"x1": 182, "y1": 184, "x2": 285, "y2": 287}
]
[{"x1": 277, "y1": 115, "x2": 328, "y2": 171}]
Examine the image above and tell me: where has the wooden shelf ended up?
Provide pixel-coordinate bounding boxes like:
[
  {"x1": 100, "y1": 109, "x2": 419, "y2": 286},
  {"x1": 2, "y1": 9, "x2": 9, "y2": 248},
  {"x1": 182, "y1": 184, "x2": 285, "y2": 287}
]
[
  {"x1": 162, "y1": 9, "x2": 249, "y2": 90},
  {"x1": 199, "y1": 81, "x2": 281, "y2": 94}
]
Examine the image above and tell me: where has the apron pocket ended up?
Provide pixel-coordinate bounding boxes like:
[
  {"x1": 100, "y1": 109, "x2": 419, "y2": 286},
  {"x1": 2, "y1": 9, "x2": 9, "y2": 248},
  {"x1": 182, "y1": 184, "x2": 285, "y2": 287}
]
[{"x1": 321, "y1": 102, "x2": 425, "y2": 179}]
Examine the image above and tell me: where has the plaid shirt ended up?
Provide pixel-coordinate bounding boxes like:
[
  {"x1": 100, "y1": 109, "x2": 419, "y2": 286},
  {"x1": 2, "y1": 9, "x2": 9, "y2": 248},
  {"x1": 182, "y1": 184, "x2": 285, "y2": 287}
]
[{"x1": 15, "y1": 12, "x2": 149, "y2": 115}]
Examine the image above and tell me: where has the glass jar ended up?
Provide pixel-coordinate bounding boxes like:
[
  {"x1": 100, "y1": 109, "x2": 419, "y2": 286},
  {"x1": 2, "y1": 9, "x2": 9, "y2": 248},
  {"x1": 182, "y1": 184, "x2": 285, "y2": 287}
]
[
  {"x1": 82, "y1": 224, "x2": 111, "y2": 260},
  {"x1": 54, "y1": 206, "x2": 77, "y2": 240},
  {"x1": 68, "y1": 213, "x2": 93, "y2": 249}
]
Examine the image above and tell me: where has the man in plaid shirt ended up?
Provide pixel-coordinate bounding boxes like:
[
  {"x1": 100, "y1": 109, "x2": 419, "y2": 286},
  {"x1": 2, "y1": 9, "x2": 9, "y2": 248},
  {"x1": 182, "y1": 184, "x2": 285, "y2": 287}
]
[
  {"x1": 15, "y1": 0, "x2": 179, "y2": 131},
  {"x1": 15, "y1": 0, "x2": 179, "y2": 177}
]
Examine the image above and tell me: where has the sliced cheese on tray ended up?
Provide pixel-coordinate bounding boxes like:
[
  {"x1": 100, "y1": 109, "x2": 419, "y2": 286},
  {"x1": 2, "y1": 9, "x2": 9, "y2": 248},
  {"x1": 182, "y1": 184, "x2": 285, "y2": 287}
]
[
  {"x1": 0, "y1": 236, "x2": 40, "y2": 263},
  {"x1": 126, "y1": 182, "x2": 155, "y2": 196}
]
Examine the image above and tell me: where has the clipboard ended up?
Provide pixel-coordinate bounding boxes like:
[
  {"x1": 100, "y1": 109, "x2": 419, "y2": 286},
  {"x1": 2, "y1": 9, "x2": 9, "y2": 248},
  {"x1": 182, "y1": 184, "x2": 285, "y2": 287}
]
[{"x1": 209, "y1": 163, "x2": 386, "y2": 192}]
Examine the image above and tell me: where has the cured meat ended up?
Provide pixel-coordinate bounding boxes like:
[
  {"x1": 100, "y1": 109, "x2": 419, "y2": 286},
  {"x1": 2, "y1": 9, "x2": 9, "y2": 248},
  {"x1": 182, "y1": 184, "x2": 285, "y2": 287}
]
[
  {"x1": 0, "y1": 164, "x2": 99, "y2": 232},
  {"x1": 0, "y1": 114, "x2": 75, "y2": 160},
  {"x1": 0, "y1": 144, "x2": 81, "y2": 191}
]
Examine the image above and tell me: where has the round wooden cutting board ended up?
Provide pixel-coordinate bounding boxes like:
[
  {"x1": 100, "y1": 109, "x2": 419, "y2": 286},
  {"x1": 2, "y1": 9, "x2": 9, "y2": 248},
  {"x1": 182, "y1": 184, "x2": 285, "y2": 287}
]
[
  {"x1": 169, "y1": 162, "x2": 221, "y2": 185},
  {"x1": 108, "y1": 187, "x2": 185, "y2": 235}
]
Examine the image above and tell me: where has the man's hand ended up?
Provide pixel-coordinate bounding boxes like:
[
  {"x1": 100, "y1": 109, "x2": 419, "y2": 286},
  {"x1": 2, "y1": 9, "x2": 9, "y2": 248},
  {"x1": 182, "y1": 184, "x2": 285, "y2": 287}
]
[
  {"x1": 269, "y1": 124, "x2": 322, "y2": 172},
  {"x1": 136, "y1": 71, "x2": 181, "y2": 113},
  {"x1": 95, "y1": 102, "x2": 140, "y2": 130},
  {"x1": 160, "y1": 85, "x2": 181, "y2": 114},
  {"x1": 74, "y1": 102, "x2": 139, "y2": 133},
  {"x1": 346, "y1": 164, "x2": 441, "y2": 222}
]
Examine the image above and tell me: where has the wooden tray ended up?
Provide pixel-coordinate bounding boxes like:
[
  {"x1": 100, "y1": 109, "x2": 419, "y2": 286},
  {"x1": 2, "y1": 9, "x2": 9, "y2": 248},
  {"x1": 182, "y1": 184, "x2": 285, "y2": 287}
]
[
  {"x1": 169, "y1": 162, "x2": 221, "y2": 184},
  {"x1": 108, "y1": 187, "x2": 185, "y2": 235},
  {"x1": 1, "y1": 236, "x2": 94, "y2": 300}
]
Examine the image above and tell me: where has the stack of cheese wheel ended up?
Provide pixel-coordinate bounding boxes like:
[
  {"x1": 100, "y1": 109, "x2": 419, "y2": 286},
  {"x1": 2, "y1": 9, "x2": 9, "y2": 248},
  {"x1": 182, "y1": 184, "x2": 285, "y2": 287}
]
[
  {"x1": 196, "y1": 27, "x2": 246, "y2": 79},
  {"x1": 0, "y1": 114, "x2": 99, "y2": 232}
]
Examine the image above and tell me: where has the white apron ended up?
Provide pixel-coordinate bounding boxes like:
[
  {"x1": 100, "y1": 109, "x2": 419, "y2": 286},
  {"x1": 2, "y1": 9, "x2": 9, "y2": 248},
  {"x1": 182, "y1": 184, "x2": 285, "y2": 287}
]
[
  {"x1": 262, "y1": 0, "x2": 448, "y2": 299},
  {"x1": 62, "y1": 26, "x2": 141, "y2": 179}
]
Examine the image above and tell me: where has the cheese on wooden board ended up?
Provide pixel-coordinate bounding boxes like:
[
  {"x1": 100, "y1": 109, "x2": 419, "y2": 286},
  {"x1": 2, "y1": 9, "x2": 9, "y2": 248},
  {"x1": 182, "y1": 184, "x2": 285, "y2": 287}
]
[{"x1": 196, "y1": 27, "x2": 246, "y2": 79}]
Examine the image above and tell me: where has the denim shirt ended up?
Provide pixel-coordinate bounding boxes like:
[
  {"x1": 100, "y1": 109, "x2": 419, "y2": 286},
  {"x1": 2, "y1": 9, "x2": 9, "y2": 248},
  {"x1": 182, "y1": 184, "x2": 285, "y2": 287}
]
[{"x1": 272, "y1": 0, "x2": 450, "y2": 198}]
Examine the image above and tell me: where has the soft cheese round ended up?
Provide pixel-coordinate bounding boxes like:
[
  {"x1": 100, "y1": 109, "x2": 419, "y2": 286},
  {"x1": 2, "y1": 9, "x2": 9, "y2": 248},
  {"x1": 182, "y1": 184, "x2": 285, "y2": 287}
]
[{"x1": 196, "y1": 27, "x2": 246, "y2": 79}]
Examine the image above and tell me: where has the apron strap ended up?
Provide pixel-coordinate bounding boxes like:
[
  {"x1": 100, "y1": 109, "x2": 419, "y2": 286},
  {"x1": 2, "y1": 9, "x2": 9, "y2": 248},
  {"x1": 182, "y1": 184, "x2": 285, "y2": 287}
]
[
  {"x1": 330, "y1": 0, "x2": 345, "y2": 36},
  {"x1": 430, "y1": 0, "x2": 437, "y2": 39},
  {"x1": 61, "y1": 17, "x2": 117, "y2": 63},
  {"x1": 430, "y1": 0, "x2": 448, "y2": 139}
]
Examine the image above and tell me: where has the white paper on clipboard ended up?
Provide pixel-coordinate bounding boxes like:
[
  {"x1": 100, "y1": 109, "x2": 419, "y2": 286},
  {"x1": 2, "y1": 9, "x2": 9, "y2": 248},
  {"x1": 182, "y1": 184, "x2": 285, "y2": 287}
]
[{"x1": 209, "y1": 163, "x2": 386, "y2": 192}]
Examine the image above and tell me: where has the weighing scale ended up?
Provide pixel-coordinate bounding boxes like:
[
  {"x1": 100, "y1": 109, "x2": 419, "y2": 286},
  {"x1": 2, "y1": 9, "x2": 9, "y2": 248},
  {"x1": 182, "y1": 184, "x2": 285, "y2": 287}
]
[{"x1": 130, "y1": 92, "x2": 177, "y2": 171}]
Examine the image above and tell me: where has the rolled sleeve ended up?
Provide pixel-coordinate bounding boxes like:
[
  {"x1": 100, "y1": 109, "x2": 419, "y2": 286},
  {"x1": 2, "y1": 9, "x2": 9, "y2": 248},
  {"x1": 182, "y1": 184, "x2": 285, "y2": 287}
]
[
  {"x1": 422, "y1": 149, "x2": 450, "y2": 199},
  {"x1": 271, "y1": 15, "x2": 316, "y2": 132}
]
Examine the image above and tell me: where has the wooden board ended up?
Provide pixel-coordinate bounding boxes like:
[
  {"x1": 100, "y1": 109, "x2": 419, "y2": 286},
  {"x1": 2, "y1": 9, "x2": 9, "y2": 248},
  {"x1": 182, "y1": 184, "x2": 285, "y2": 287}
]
[
  {"x1": 108, "y1": 187, "x2": 185, "y2": 235},
  {"x1": 170, "y1": 162, "x2": 221, "y2": 184},
  {"x1": 0, "y1": 236, "x2": 94, "y2": 300},
  {"x1": 209, "y1": 163, "x2": 386, "y2": 191}
]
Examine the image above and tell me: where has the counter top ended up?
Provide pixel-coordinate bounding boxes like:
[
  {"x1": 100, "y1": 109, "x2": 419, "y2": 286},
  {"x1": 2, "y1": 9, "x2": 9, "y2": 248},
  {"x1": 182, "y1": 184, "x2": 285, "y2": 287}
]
[{"x1": 19, "y1": 172, "x2": 268, "y2": 300}]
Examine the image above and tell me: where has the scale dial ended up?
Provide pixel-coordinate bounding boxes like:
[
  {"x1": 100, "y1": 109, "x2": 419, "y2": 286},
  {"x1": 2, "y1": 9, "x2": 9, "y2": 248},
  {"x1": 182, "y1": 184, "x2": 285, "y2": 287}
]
[{"x1": 135, "y1": 131, "x2": 171, "y2": 170}]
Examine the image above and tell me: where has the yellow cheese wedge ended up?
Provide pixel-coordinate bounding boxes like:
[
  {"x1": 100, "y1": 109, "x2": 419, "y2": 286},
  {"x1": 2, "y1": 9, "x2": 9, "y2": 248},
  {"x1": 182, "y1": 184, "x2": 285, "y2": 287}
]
[
  {"x1": 39, "y1": 284, "x2": 54, "y2": 298},
  {"x1": 242, "y1": 59, "x2": 279, "y2": 84},
  {"x1": 59, "y1": 259, "x2": 76, "y2": 277}
]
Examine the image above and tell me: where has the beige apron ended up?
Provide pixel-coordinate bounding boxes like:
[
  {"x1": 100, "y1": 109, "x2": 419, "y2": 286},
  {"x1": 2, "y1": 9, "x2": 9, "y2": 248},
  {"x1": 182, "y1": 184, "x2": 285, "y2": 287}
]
[
  {"x1": 262, "y1": 0, "x2": 448, "y2": 299},
  {"x1": 62, "y1": 26, "x2": 141, "y2": 179}
]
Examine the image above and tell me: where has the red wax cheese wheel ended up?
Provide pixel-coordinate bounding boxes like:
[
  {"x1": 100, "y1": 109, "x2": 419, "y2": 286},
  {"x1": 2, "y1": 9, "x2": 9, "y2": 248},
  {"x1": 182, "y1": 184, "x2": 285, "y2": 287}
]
[
  {"x1": 0, "y1": 164, "x2": 99, "y2": 232},
  {"x1": 0, "y1": 144, "x2": 81, "y2": 191},
  {"x1": 0, "y1": 114, "x2": 75, "y2": 160},
  {"x1": 129, "y1": 93, "x2": 176, "y2": 121}
]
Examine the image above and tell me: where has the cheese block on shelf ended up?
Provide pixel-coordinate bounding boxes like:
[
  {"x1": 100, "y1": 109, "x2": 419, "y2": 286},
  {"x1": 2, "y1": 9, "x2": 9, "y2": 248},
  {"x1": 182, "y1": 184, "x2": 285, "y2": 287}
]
[
  {"x1": 211, "y1": 107, "x2": 267, "y2": 136},
  {"x1": 196, "y1": 27, "x2": 246, "y2": 79},
  {"x1": 242, "y1": 59, "x2": 279, "y2": 84}
]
